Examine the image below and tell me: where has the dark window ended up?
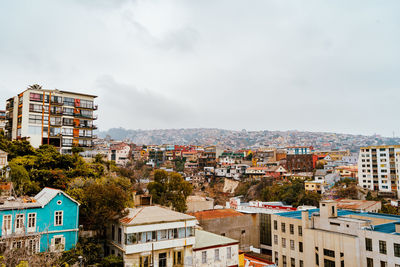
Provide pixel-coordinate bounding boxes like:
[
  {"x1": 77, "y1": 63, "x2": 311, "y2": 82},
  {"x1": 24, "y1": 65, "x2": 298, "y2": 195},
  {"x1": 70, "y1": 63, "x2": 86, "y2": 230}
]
[
  {"x1": 274, "y1": 220, "x2": 278, "y2": 230},
  {"x1": 282, "y1": 255, "x2": 287, "y2": 267},
  {"x1": 300, "y1": 260, "x2": 303, "y2": 267},
  {"x1": 316, "y1": 253, "x2": 319, "y2": 266},
  {"x1": 380, "y1": 261, "x2": 387, "y2": 267},
  {"x1": 365, "y1": 238, "x2": 372, "y2": 251},
  {"x1": 299, "y1": 242, "x2": 303, "y2": 252},
  {"x1": 379, "y1": 240, "x2": 387, "y2": 254},
  {"x1": 394, "y1": 243, "x2": 400, "y2": 257},
  {"x1": 118, "y1": 228, "x2": 122, "y2": 243},
  {"x1": 324, "y1": 259, "x2": 335, "y2": 267},
  {"x1": 159, "y1": 252, "x2": 167, "y2": 267},
  {"x1": 298, "y1": 226, "x2": 302, "y2": 236},
  {"x1": 291, "y1": 258, "x2": 295, "y2": 267},
  {"x1": 324, "y1": 249, "x2": 335, "y2": 257},
  {"x1": 290, "y1": 224, "x2": 294, "y2": 234},
  {"x1": 281, "y1": 223, "x2": 286, "y2": 233}
]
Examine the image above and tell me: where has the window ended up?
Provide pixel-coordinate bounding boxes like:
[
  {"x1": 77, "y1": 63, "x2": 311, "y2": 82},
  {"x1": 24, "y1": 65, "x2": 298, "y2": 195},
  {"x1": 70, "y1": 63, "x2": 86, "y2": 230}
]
[
  {"x1": 324, "y1": 249, "x2": 335, "y2": 257},
  {"x1": 28, "y1": 239, "x2": 38, "y2": 254},
  {"x1": 290, "y1": 224, "x2": 294, "y2": 234},
  {"x1": 365, "y1": 238, "x2": 372, "y2": 251},
  {"x1": 275, "y1": 252, "x2": 279, "y2": 265},
  {"x1": 281, "y1": 222, "x2": 286, "y2": 233},
  {"x1": 274, "y1": 235, "x2": 278, "y2": 245},
  {"x1": 2, "y1": 215, "x2": 12, "y2": 232},
  {"x1": 15, "y1": 214, "x2": 24, "y2": 230},
  {"x1": 118, "y1": 228, "x2": 122, "y2": 243},
  {"x1": 299, "y1": 241, "x2": 303, "y2": 252},
  {"x1": 394, "y1": 243, "x2": 400, "y2": 257},
  {"x1": 140, "y1": 255, "x2": 150, "y2": 267},
  {"x1": 28, "y1": 213, "x2": 36, "y2": 230},
  {"x1": 227, "y1": 247, "x2": 231, "y2": 259},
  {"x1": 316, "y1": 253, "x2": 319, "y2": 266},
  {"x1": 274, "y1": 220, "x2": 278, "y2": 230},
  {"x1": 282, "y1": 238, "x2": 286, "y2": 248},
  {"x1": 55, "y1": 211, "x2": 63, "y2": 226},
  {"x1": 64, "y1": 97, "x2": 75, "y2": 106},
  {"x1": 379, "y1": 240, "x2": 386, "y2": 254},
  {"x1": 282, "y1": 255, "x2": 287, "y2": 267},
  {"x1": 324, "y1": 259, "x2": 335, "y2": 267},
  {"x1": 202, "y1": 251, "x2": 207, "y2": 264},
  {"x1": 367, "y1": 258, "x2": 373, "y2": 267},
  {"x1": 125, "y1": 233, "x2": 137, "y2": 245},
  {"x1": 290, "y1": 240, "x2": 295, "y2": 250},
  {"x1": 158, "y1": 252, "x2": 167, "y2": 267},
  {"x1": 298, "y1": 225, "x2": 302, "y2": 236},
  {"x1": 174, "y1": 251, "x2": 183, "y2": 265},
  {"x1": 291, "y1": 258, "x2": 295, "y2": 267},
  {"x1": 300, "y1": 260, "x2": 303, "y2": 267},
  {"x1": 215, "y1": 249, "x2": 220, "y2": 261},
  {"x1": 380, "y1": 261, "x2": 387, "y2": 267},
  {"x1": 52, "y1": 236, "x2": 65, "y2": 252}
]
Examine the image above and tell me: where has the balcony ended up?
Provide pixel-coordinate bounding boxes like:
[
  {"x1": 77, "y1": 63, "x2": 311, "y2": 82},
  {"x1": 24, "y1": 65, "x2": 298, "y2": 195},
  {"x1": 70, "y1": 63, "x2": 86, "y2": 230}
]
[
  {"x1": 50, "y1": 122, "x2": 62, "y2": 127},
  {"x1": 50, "y1": 110, "x2": 63, "y2": 116},
  {"x1": 51, "y1": 101, "x2": 64, "y2": 106}
]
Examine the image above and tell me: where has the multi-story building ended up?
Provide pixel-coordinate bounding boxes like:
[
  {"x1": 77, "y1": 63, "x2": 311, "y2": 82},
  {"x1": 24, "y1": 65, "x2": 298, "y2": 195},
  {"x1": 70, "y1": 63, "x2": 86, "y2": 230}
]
[
  {"x1": 358, "y1": 145, "x2": 400, "y2": 197},
  {"x1": 5, "y1": 85, "x2": 97, "y2": 154},
  {"x1": 0, "y1": 110, "x2": 5, "y2": 132},
  {"x1": 271, "y1": 200, "x2": 400, "y2": 267},
  {"x1": 0, "y1": 187, "x2": 80, "y2": 253},
  {"x1": 0, "y1": 150, "x2": 7, "y2": 170},
  {"x1": 108, "y1": 142, "x2": 131, "y2": 166},
  {"x1": 106, "y1": 205, "x2": 197, "y2": 267}
]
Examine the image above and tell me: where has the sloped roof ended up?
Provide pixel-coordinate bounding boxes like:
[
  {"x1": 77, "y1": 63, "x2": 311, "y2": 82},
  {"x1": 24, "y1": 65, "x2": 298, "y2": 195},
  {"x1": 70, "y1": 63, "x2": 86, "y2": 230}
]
[
  {"x1": 34, "y1": 187, "x2": 80, "y2": 207},
  {"x1": 193, "y1": 229, "x2": 238, "y2": 250},
  {"x1": 120, "y1": 206, "x2": 196, "y2": 225}
]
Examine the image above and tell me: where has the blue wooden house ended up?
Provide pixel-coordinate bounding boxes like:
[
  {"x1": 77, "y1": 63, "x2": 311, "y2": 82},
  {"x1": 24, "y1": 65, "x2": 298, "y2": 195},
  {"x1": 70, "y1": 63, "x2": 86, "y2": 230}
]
[{"x1": 0, "y1": 187, "x2": 80, "y2": 253}]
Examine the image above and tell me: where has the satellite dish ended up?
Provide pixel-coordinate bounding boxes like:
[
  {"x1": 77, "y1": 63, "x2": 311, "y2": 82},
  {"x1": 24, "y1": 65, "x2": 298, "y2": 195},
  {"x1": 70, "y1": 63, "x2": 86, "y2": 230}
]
[{"x1": 6, "y1": 167, "x2": 11, "y2": 172}]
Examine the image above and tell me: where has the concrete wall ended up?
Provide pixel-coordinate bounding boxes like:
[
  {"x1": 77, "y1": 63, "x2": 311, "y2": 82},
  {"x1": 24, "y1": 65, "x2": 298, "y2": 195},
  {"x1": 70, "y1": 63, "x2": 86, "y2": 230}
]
[{"x1": 197, "y1": 214, "x2": 259, "y2": 252}]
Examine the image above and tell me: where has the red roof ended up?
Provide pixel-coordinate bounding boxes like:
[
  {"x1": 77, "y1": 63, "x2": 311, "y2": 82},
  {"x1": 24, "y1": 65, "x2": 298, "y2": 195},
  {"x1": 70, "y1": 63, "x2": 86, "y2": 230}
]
[{"x1": 188, "y1": 209, "x2": 245, "y2": 220}]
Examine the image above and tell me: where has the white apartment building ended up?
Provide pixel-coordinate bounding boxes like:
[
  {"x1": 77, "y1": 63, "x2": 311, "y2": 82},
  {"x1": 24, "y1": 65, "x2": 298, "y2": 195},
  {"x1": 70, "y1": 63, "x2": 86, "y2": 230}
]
[
  {"x1": 272, "y1": 200, "x2": 400, "y2": 267},
  {"x1": 5, "y1": 85, "x2": 97, "y2": 154},
  {"x1": 192, "y1": 229, "x2": 239, "y2": 267},
  {"x1": 358, "y1": 145, "x2": 400, "y2": 197},
  {"x1": 107, "y1": 206, "x2": 197, "y2": 267},
  {"x1": 0, "y1": 150, "x2": 8, "y2": 169}
]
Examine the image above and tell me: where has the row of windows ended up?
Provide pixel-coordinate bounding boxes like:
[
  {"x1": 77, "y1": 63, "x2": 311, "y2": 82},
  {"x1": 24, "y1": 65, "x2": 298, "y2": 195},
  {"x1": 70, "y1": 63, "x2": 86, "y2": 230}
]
[
  {"x1": 201, "y1": 247, "x2": 232, "y2": 264},
  {"x1": 366, "y1": 238, "x2": 400, "y2": 257},
  {"x1": 275, "y1": 253, "x2": 303, "y2": 267},
  {"x1": 273, "y1": 221, "x2": 302, "y2": 236},
  {"x1": 2, "y1": 211, "x2": 63, "y2": 232},
  {"x1": 111, "y1": 226, "x2": 194, "y2": 245},
  {"x1": 274, "y1": 235, "x2": 303, "y2": 252},
  {"x1": 30, "y1": 93, "x2": 94, "y2": 108}
]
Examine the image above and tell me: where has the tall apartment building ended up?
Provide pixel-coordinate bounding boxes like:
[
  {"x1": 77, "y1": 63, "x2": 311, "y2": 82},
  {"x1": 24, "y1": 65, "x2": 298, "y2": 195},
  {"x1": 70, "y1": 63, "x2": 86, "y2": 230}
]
[
  {"x1": 5, "y1": 85, "x2": 97, "y2": 154},
  {"x1": 271, "y1": 200, "x2": 400, "y2": 267},
  {"x1": 0, "y1": 110, "x2": 5, "y2": 132},
  {"x1": 358, "y1": 145, "x2": 400, "y2": 197}
]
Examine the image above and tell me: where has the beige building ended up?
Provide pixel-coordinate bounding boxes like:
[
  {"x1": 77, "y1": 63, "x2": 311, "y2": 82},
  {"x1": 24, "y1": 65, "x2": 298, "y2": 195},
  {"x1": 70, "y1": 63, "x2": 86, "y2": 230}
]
[
  {"x1": 5, "y1": 85, "x2": 97, "y2": 154},
  {"x1": 272, "y1": 200, "x2": 400, "y2": 267},
  {"x1": 107, "y1": 206, "x2": 197, "y2": 267},
  {"x1": 0, "y1": 149, "x2": 8, "y2": 170},
  {"x1": 189, "y1": 209, "x2": 259, "y2": 252},
  {"x1": 192, "y1": 229, "x2": 239, "y2": 267},
  {"x1": 0, "y1": 110, "x2": 5, "y2": 132},
  {"x1": 186, "y1": 196, "x2": 214, "y2": 213}
]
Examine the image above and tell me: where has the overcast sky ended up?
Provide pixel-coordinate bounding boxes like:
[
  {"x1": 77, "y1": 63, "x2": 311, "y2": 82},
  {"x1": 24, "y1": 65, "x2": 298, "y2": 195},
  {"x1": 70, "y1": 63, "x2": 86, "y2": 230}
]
[{"x1": 1, "y1": 0, "x2": 399, "y2": 136}]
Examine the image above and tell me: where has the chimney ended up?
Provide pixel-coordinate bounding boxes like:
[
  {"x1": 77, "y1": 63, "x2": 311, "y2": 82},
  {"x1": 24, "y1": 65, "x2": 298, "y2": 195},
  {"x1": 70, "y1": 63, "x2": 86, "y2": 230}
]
[
  {"x1": 320, "y1": 200, "x2": 338, "y2": 219},
  {"x1": 302, "y1": 210, "x2": 309, "y2": 229}
]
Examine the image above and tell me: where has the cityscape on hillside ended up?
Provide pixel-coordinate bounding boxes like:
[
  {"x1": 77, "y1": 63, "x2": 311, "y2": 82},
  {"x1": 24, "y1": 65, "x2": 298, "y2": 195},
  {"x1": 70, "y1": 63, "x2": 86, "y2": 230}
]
[{"x1": 100, "y1": 127, "x2": 400, "y2": 152}]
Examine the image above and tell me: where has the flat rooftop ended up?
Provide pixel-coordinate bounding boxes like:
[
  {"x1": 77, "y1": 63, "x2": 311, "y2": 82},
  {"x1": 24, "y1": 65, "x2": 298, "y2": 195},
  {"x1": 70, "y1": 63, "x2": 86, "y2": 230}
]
[{"x1": 278, "y1": 209, "x2": 400, "y2": 234}]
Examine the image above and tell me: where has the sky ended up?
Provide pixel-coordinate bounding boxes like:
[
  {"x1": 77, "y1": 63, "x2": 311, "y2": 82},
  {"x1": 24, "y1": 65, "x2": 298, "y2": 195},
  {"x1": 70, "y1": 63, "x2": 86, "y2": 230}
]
[{"x1": 0, "y1": 0, "x2": 399, "y2": 136}]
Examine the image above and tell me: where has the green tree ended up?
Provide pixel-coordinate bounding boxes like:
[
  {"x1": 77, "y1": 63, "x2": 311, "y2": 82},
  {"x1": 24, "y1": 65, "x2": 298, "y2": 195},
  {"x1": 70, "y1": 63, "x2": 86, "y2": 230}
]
[{"x1": 148, "y1": 170, "x2": 192, "y2": 212}]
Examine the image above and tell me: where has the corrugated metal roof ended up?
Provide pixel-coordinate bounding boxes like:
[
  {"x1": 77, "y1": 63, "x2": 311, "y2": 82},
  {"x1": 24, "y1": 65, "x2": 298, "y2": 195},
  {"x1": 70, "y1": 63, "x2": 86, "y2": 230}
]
[
  {"x1": 119, "y1": 206, "x2": 196, "y2": 225},
  {"x1": 34, "y1": 187, "x2": 80, "y2": 207}
]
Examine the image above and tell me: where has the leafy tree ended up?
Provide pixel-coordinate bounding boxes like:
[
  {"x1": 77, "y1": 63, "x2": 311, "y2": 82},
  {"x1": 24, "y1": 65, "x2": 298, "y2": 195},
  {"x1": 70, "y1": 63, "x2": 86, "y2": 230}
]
[
  {"x1": 148, "y1": 170, "x2": 192, "y2": 212},
  {"x1": 67, "y1": 180, "x2": 130, "y2": 234},
  {"x1": 60, "y1": 237, "x2": 103, "y2": 266},
  {"x1": 173, "y1": 157, "x2": 186, "y2": 172}
]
